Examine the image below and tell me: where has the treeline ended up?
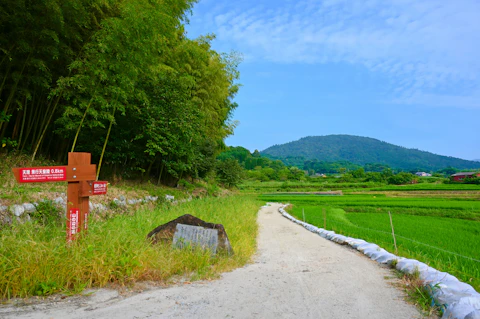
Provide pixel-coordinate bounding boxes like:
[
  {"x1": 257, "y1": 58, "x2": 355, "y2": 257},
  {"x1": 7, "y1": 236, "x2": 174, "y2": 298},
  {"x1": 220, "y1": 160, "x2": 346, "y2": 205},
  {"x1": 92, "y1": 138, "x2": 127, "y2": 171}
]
[
  {"x1": 0, "y1": 0, "x2": 240, "y2": 183},
  {"x1": 217, "y1": 146, "x2": 475, "y2": 186},
  {"x1": 217, "y1": 147, "x2": 305, "y2": 183}
]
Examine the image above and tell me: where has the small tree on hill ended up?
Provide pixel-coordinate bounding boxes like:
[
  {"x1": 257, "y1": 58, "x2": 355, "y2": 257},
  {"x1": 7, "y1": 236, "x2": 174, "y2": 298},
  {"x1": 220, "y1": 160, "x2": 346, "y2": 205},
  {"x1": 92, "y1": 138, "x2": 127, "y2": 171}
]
[{"x1": 216, "y1": 158, "x2": 244, "y2": 188}]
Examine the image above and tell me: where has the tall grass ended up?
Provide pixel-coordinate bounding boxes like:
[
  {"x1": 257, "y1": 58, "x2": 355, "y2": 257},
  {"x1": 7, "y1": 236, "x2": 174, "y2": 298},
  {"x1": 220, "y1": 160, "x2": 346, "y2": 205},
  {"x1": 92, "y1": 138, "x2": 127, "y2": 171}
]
[{"x1": 0, "y1": 196, "x2": 261, "y2": 299}]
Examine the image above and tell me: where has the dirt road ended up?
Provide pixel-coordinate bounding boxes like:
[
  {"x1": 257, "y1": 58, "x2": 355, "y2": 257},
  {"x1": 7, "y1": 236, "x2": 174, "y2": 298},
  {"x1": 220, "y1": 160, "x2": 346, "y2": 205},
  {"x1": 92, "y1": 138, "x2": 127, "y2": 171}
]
[{"x1": 1, "y1": 203, "x2": 422, "y2": 318}]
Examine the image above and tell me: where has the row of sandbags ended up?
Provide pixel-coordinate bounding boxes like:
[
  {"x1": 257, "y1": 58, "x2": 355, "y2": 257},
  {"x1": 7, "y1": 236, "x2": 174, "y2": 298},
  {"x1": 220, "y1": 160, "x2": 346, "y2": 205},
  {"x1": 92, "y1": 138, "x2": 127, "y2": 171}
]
[{"x1": 277, "y1": 204, "x2": 480, "y2": 319}]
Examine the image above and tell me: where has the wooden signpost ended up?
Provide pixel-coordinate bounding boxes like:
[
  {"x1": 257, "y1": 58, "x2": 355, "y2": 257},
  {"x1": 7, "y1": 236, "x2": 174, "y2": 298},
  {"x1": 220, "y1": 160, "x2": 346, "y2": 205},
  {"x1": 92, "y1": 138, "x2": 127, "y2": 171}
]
[{"x1": 12, "y1": 152, "x2": 108, "y2": 242}]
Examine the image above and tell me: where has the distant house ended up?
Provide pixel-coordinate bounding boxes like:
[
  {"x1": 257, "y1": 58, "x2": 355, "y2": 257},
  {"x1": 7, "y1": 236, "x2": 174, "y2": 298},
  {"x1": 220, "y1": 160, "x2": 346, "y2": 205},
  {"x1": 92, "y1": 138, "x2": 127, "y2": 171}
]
[
  {"x1": 451, "y1": 172, "x2": 480, "y2": 181},
  {"x1": 415, "y1": 172, "x2": 432, "y2": 177}
]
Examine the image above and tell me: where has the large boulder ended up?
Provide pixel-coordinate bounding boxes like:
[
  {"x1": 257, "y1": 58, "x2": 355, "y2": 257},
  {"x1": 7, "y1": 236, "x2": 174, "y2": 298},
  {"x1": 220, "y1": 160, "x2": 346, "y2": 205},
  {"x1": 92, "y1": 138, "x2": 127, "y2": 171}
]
[{"x1": 147, "y1": 214, "x2": 233, "y2": 255}]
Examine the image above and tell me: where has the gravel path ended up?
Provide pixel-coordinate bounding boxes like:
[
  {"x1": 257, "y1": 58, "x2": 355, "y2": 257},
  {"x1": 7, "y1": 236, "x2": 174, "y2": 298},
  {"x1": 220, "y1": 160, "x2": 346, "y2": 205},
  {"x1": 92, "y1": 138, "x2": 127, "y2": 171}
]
[{"x1": 1, "y1": 203, "x2": 422, "y2": 319}]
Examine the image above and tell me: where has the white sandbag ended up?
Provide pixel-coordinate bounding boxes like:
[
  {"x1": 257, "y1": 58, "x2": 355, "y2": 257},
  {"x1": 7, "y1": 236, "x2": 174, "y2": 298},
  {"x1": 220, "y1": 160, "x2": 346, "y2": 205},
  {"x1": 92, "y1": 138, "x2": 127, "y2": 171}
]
[
  {"x1": 368, "y1": 249, "x2": 397, "y2": 264},
  {"x1": 374, "y1": 252, "x2": 398, "y2": 264},
  {"x1": 345, "y1": 238, "x2": 367, "y2": 248},
  {"x1": 324, "y1": 231, "x2": 336, "y2": 240},
  {"x1": 421, "y1": 267, "x2": 459, "y2": 286},
  {"x1": 442, "y1": 297, "x2": 480, "y2": 319},
  {"x1": 356, "y1": 242, "x2": 379, "y2": 253},
  {"x1": 331, "y1": 234, "x2": 348, "y2": 244},
  {"x1": 434, "y1": 282, "x2": 479, "y2": 306},
  {"x1": 396, "y1": 258, "x2": 429, "y2": 274},
  {"x1": 465, "y1": 310, "x2": 480, "y2": 319}
]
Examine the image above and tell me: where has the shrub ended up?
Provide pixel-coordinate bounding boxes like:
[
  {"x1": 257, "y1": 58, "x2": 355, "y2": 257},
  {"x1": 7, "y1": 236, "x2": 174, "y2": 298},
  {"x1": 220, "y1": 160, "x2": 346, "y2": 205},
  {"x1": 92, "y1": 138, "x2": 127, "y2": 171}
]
[{"x1": 216, "y1": 158, "x2": 244, "y2": 188}]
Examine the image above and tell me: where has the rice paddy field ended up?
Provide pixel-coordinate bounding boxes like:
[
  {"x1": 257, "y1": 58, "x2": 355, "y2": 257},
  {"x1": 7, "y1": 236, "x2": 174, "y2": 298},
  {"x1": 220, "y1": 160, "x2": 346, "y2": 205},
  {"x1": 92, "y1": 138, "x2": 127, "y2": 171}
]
[{"x1": 260, "y1": 191, "x2": 480, "y2": 292}]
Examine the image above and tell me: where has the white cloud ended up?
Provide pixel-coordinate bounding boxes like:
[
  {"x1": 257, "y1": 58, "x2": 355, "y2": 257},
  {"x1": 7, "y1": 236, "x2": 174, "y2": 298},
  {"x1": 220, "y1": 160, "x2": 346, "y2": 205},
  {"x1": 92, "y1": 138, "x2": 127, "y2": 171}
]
[{"x1": 189, "y1": 0, "x2": 480, "y2": 109}]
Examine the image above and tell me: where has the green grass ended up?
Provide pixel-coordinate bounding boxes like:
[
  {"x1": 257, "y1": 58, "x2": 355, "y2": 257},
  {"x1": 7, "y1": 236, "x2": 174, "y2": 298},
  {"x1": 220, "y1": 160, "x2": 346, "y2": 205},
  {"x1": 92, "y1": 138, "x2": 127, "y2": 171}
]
[
  {"x1": 260, "y1": 194, "x2": 480, "y2": 292},
  {"x1": 0, "y1": 195, "x2": 261, "y2": 299},
  {"x1": 261, "y1": 194, "x2": 480, "y2": 220},
  {"x1": 239, "y1": 180, "x2": 383, "y2": 193},
  {"x1": 370, "y1": 183, "x2": 480, "y2": 191}
]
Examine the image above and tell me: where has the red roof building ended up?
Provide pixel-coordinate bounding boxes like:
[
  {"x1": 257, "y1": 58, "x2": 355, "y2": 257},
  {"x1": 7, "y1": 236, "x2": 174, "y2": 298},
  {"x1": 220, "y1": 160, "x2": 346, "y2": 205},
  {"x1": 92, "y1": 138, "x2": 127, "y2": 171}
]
[{"x1": 451, "y1": 172, "x2": 480, "y2": 181}]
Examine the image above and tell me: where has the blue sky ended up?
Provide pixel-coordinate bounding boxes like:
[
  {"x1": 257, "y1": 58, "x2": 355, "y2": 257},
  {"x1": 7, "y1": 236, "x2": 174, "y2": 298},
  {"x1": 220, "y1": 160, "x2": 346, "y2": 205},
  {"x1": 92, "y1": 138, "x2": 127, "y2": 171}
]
[{"x1": 186, "y1": 0, "x2": 480, "y2": 161}]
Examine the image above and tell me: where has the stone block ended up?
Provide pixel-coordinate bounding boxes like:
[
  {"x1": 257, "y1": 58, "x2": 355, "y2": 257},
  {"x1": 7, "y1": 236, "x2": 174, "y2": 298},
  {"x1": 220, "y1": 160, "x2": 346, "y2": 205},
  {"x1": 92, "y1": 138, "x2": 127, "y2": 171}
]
[
  {"x1": 173, "y1": 224, "x2": 219, "y2": 253},
  {"x1": 147, "y1": 214, "x2": 233, "y2": 255}
]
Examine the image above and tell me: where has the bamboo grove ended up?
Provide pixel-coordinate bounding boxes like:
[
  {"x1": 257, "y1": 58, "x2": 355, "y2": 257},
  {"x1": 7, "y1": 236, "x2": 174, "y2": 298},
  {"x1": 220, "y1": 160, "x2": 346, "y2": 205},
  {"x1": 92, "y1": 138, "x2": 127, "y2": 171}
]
[{"x1": 0, "y1": 0, "x2": 241, "y2": 183}]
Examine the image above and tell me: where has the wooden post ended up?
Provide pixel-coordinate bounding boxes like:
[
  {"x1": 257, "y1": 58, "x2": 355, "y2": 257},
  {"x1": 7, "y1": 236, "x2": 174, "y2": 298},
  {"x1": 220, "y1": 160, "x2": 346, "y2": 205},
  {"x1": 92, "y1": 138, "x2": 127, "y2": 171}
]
[
  {"x1": 67, "y1": 152, "x2": 91, "y2": 240},
  {"x1": 388, "y1": 211, "x2": 398, "y2": 254},
  {"x1": 12, "y1": 152, "x2": 107, "y2": 243}
]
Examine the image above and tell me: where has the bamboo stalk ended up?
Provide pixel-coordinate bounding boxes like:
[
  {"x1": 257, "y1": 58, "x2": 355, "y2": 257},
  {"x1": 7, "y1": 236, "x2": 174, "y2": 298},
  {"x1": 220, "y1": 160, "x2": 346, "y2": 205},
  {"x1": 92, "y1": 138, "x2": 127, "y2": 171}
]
[
  {"x1": 31, "y1": 94, "x2": 62, "y2": 162},
  {"x1": 96, "y1": 105, "x2": 116, "y2": 180},
  {"x1": 16, "y1": 95, "x2": 28, "y2": 150},
  {"x1": 70, "y1": 94, "x2": 96, "y2": 152}
]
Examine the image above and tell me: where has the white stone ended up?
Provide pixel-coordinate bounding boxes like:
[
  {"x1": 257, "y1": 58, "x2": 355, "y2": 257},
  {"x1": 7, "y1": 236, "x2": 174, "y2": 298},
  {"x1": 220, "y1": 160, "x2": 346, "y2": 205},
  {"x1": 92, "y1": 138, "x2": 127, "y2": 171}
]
[
  {"x1": 54, "y1": 197, "x2": 66, "y2": 206},
  {"x1": 23, "y1": 203, "x2": 36, "y2": 212},
  {"x1": 10, "y1": 205, "x2": 25, "y2": 217}
]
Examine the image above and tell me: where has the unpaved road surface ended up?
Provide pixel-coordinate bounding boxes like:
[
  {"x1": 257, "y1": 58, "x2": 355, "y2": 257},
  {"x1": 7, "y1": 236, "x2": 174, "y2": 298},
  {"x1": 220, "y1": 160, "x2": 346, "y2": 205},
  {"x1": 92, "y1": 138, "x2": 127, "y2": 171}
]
[{"x1": 1, "y1": 203, "x2": 422, "y2": 319}]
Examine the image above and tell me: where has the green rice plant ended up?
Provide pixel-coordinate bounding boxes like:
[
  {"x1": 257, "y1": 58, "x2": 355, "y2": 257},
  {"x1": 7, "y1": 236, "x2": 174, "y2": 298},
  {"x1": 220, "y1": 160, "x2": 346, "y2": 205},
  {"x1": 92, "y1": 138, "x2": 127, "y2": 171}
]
[
  {"x1": 371, "y1": 184, "x2": 480, "y2": 191},
  {"x1": 0, "y1": 195, "x2": 261, "y2": 299},
  {"x1": 261, "y1": 194, "x2": 480, "y2": 221}
]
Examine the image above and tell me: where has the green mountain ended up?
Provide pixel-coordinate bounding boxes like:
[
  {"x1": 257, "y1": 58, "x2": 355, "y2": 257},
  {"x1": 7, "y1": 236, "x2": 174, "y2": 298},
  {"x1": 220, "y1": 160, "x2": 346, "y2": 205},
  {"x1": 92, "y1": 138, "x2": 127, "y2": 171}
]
[{"x1": 261, "y1": 135, "x2": 480, "y2": 171}]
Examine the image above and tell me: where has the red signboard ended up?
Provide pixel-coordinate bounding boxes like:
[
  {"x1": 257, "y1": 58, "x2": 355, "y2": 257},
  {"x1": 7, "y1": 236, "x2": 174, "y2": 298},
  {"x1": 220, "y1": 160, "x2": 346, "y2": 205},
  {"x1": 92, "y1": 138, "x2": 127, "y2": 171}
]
[
  {"x1": 92, "y1": 181, "x2": 108, "y2": 195},
  {"x1": 67, "y1": 208, "x2": 79, "y2": 242},
  {"x1": 19, "y1": 166, "x2": 66, "y2": 183},
  {"x1": 84, "y1": 212, "x2": 88, "y2": 232}
]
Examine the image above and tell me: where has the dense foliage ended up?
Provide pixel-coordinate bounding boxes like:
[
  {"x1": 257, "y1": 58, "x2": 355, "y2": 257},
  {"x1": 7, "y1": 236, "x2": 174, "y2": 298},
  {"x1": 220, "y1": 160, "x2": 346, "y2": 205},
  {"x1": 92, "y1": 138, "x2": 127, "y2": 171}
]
[
  {"x1": 0, "y1": 0, "x2": 240, "y2": 183},
  {"x1": 217, "y1": 146, "x2": 306, "y2": 182},
  {"x1": 262, "y1": 135, "x2": 480, "y2": 171}
]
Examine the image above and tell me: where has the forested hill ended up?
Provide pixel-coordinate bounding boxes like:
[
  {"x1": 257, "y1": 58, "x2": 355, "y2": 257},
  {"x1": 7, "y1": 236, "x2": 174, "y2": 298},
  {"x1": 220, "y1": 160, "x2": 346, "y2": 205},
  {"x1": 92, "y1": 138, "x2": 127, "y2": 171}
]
[{"x1": 261, "y1": 135, "x2": 480, "y2": 171}]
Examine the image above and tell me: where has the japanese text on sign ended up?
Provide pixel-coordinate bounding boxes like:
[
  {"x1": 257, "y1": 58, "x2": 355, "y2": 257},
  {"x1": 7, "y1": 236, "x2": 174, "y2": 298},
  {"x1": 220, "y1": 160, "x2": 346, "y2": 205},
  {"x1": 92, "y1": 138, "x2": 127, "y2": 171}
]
[
  {"x1": 67, "y1": 208, "x2": 79, "y2": 242},
  {"x1": 93, "y1": 181, "x2": 108, "y2": 195},
  {"x1": 19, "y1": 166, "x2": 66, "y2": 183}
]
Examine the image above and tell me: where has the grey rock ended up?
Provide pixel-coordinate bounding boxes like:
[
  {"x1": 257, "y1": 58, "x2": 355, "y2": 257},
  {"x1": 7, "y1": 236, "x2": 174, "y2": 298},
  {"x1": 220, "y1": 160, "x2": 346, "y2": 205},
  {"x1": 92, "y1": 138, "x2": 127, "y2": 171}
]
[
  {"x1": 0, "y1": 205, "x2": 8, "y2": 213},
  {"x1": 54, "y1": 197, "x2": 66, "y2": 206},
  {"x1": 165, "y1": 195, "x2": 174, "y2": 201},
  {"x1": 10, "y1": 205, "x2": 25, "y2": 217},
  {"x1": 89, "y1": 202, "x2": 94, "y2": 211},
  {"x1": 16, "y1": 214, "x2": 31, "y2": 223},
  {"x1": 119, "y1": 195, "x2": 126, "y2": 201},
  {"x1": 0, "y1": 214, "x2": 12, "y2": 225},
  {"x1": 93, "y1": 203, "x2": 107, "y2": 211},
  {"x1": 113, "y1": 198, "x2": 126, "y2": 207},
  {"x1": 148, "y1": 214, "x2": 233, "y2": 255},
  {"x1": 23, "y1": 203, "x2": 36, "y2": 212},
  {"x1": 144, "y1": 195, "x2": 158, "y2": 202},
  {"x1": 127, "y1": 199, "x2": 138, "y2": 205}
]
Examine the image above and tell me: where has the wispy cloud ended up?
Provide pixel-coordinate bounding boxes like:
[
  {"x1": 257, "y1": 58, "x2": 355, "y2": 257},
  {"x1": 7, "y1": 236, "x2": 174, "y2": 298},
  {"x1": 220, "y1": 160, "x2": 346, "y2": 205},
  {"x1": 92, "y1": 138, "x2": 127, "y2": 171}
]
[{"x1": 189, "y1": 0, "x2": 480, "y2": 109}]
